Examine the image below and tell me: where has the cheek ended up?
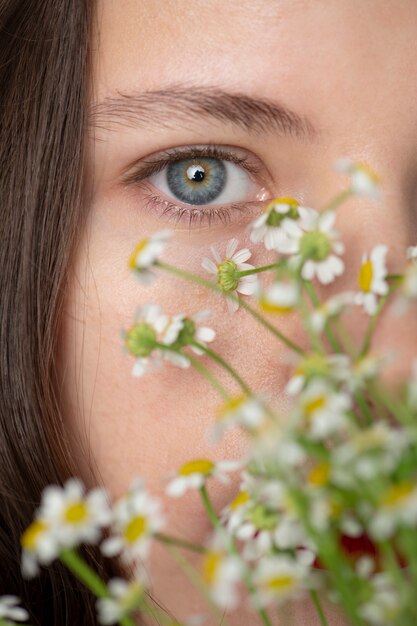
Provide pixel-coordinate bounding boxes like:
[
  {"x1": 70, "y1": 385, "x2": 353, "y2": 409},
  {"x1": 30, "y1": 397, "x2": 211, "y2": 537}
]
[{"x1": 58, "y1": 212, "x2": 305, "y2": 534}]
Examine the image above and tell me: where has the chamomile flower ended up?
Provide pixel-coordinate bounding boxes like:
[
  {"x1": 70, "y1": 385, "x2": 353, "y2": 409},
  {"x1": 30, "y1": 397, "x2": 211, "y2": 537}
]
[
  {"x1": 161, "y1": 309, "x2": 216, "y2": 357},
  {"x1": 236, "y1": 503, "x2": 310, "y2": 560},
  {"x1": 392, "y1": 261, "x2": 417, "y2": 315},
  {"x1": 407, "y1": 245, "x2": 417, "y2": 262},
  {"x1": 128, "y1": 229, "x2": 172, "y2": 284},
  {"x1": 332, "y1": 353, "x2": 384, "y2": 393},
  {"x1": 295, "y1": 379, "x2": 351, "y2": 440},
  {"x1": 20, "y1": 517, "x2": 58, "y2": 579},
  {"x1": 354, "y1": 245, "x2": 389, "y2": 315},
  {"x1": 166, "y1": 458, "x2": 241, "y2": 498},
  {"x1": 285, "y1": 352, "x2": 348, "y2": 396},
  {"x1": 101, "y1": 479, "x2": 165, "y2": 563},
  {"x1": 202, "y1": 238, "x2": 258, "y2": 313},
  {"x1": 332, "y1": 423, "x2": 409, "y2": 486},
  {"x1": 369, "y1": 481, "x2": 417, "y2": 539},
  {"x1": 249, "y1": 197, "x2": 304, "y2": 253},
  {"x1": 0, "y1": 596, "x2": 29, "y2": 623},
  {"x1": 334, "y1": 159, "x2": 381, "y2": 200},
  {"x1": 21, "y1": 479, "x2": 111, "y2": 578},
  {"x1": 123, "y1": 303, "x2": 169, "y2": 376},
  {"x1": 258, "y1": 279, "x2": 300, "y2": 313},
  {"x1": 211, "y1": 394, "x2": 266, "y2": 441},
  {"x1": 309, "y1": 291, "x2": 355, "y2": 333},
  {"x1": 96, "y1": 576, "x2": 146, "y2": 625},
  {"x1": 220, "y1": 489, "x2": 252, "y2": 533},
  {"x1": 36, "y1": 478, "x2": 112, "y2": 548},
  {"x1": 289, "y1": 209, "x2": 345, "y2": 285},
  {"x1": 358, "y1": 573, "x2": 402, "y2": 625},
  {"x1": 252, "y1": 554, "x2": 311, "y2": 607},
  {"x1": 201, "y1": 549, "x2": 243, "y2": 609}
]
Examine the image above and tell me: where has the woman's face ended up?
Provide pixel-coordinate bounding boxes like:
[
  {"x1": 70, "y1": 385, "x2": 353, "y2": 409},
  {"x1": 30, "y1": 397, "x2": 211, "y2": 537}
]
[{"x1": 59, "y1": 1, "x2": 417, "y2": 624}]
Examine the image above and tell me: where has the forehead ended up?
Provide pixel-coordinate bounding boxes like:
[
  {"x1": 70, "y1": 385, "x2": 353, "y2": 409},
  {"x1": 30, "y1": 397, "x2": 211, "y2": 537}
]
[{"x1": 92, "y1": 1, "x2": 417, "y2": 150}]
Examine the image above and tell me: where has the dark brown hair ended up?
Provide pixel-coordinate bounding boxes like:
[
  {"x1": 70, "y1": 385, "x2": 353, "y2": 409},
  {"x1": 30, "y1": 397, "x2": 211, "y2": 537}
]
[{"x1": 0, "y1": 1, "x2": 126, "y2": 623}]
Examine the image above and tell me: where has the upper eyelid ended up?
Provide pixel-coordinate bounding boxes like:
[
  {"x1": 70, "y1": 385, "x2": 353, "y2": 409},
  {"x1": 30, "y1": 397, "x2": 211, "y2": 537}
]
[{"x1": 120, "y1": 144, "x2": 268, "y2": 188}]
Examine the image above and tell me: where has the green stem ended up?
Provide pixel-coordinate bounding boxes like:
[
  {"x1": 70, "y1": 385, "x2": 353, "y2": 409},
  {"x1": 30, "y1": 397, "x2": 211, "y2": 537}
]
[
  {"x1": 358, "y1": 294, "x2": 388, "y2": 358},
  {"x1": 59, "y1": 548, "x2": 136, "y2": 626},
  {"x1": 199, "y1": 485, "x2": 221, "y2": 530},
  {"x1": 321, "y1": 188, "x2": 354, "y2": 213},
  {"x1": 155, "y1": 532, "x2": 205, "y2": 554},
  {"x1": 353, "y1": 390, "x2": 374, "y2": 425},
  {"x1": 303, "y1": 280, "x2": 342, "y2": 353},
  {"x1": 199, "y1": 486, "x2": 273, "y2": 626},
  {"x1": 156, "y1": 342, "x2": 230, "y2": 400},
  {"x1": 191, "y1": 341, "x2": 253, "y2": 395},
  {"x1": 164, "y1": 543, "x2": 230, "y2": 626},
  {"x1": 309, "y1": 589, "x2": 329, "y2": 626},
  {"x1": 300, "y1": 284, "x2": 326, "y2": 354},
  {"x1": 157, "y1": 261, "x2": 306, "y2": 355},
  {"x1": 302, "y1": 282, "x2": 374, "y2": 426},
  {"x1": 368, "y1": 380, "x2": 412, "y2": 426},
  {"x1": 238, "y1": 262, "x2": 282, "y2": 277}
]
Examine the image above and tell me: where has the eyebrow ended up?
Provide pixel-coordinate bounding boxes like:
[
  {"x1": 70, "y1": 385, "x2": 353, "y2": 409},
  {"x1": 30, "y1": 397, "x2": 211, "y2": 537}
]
[{"x1": 88, "y1": 84, "x2": 319, "y2": 141}]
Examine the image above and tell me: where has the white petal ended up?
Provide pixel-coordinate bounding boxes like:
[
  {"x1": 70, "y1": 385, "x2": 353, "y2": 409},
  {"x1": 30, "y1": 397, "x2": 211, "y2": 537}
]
[
  {"x1": 226, "y1": 238, "x2": 239, "y2": 258},
  {"x1": 226, "y1": 296, "x2": 240, "y2": 314},
  {"x1": 250, "y1": 224, "x2": 267, "y2": 244},
  {"x1": 318, "y1": 210, "x2": 336, "y2": 232},
  {"x1": 202, "y1": 257, "x2": 218, "y2": 275},
  {"x1": 232, "y1": 248, "x2": 251, "y2": 264},
  {"x1": 286, "y1": 375, "x2": 304, "y2": 396},
  {"x1": 101, "y1": 536, "x2": 123, "y2": 557},
  {"x1": 132, "y1": 359, "x2": 147, "y2": 377},
  {"x1": 166, "y1": 477, "x2": 188, "y2": 498},
  {"x1": 319, "y1": 264, "x2": 335, "y2": 284},
  {"x1": 197, "y1": 327, "x2": 216, "y2": 342},
  {"x1": 301, "y1": 260, "x2": 316, "y2": 281},
  {"x1": 207, "y1": 245, "x2": 221, "y2": 265},
  {"x1": 237, "y1": 277, "x2": 258, "y2": 296}
]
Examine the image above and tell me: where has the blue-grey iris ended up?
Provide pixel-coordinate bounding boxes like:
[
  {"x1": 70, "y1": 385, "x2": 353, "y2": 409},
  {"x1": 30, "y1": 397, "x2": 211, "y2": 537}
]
[{"x1": 166, "y1": 157, "x2": 226, "y2": 205}]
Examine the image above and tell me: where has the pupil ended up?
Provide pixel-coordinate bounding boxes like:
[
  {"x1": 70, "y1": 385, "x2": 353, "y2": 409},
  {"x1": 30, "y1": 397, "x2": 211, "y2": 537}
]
[{"x1": 187, "y1": 165, "x2": 205, "y2": 183}]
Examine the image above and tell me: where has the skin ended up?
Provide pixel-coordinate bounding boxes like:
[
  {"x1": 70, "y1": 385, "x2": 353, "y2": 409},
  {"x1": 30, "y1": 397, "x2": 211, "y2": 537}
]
[{"x1": 58, "y1": 1, "x2": 417, "y2": 624}]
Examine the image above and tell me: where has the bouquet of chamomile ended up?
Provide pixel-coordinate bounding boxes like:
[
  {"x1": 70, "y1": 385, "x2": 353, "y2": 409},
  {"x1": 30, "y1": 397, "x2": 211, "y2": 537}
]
[{"x1": 3, "y1": 159, "x2": 417, "y2": 626}]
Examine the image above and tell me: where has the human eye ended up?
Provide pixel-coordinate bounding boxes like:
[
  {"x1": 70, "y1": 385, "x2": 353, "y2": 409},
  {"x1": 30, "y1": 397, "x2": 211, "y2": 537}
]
[{"x1": 121, "y1": 144, "x2": 271, "y2": 229}]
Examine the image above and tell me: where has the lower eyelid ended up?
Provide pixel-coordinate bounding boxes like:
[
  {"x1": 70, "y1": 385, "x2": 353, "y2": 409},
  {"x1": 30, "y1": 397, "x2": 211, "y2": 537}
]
[{"x1": 139, "y1": 187, "x2": 267, "y2": 229}]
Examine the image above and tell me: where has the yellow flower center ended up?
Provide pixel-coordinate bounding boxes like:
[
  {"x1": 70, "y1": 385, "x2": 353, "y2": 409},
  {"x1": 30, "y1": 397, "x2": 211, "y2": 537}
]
[
  {"x1": 266, "y1": 574, "x2": 296, "y2": 593},
  {"x1": 295, "y1": 354, "x2": 330, "y2": 379},
  {"x1": 123, "y1": 515, "x2": 148, "y2": 543},
  {"x1": 203, "y1": 551, "x2": 221, "y2": 585},
  {"x1": 382, "y1": 482, "x2": 414, "y2": 509},
  {"x1": 179, "y1": 459, "x2": 215, "y2": 477},
  {"x1": 217, "y1": 395, "x2": 246, "y2": 420},
  {"x1": 356, "y1": 162, "x2": 380, "y2": 184},
  {"x1": 230, "y1": 490, "x2": 250, "y2": 511},
  {"x1": 308, "y1": 462, "x2": 331, "y2": 487},
  {"x1": 304, "y1": 395, "x2": 326, "y2": 417},
  {"x1": 265, "y1": 197, "x2": 300, "y2": 212},
  {"x1": 259, "y1": 296, "x2": 294, "y2": 314},
  {"x1": 64, "y1": 501, "x2": 89, "y2": 524},
  {"x1": 358, "y1": 259, "x2": 373, "y2": 292},
  {"x1": 128, "y1": 239, "x2": 148, "y2": 269},
  {"x1": 21, "y1": 519, "x2": 48, "y2": 551},
  {"x1": 353, "y1": 426, "x2": 386, "y2": 452}
]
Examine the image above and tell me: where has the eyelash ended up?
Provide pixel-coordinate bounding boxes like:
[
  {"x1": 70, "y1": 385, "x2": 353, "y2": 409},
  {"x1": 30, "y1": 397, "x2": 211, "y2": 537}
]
[{"x1": 122, "y1": 145, "x2": 267, "y2": 228}]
